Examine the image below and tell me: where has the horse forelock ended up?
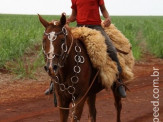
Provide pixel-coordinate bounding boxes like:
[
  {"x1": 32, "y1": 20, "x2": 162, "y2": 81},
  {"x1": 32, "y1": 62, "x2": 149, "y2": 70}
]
[{"x1": 50, "y1": 20, "x2": 59, "y2": 26}]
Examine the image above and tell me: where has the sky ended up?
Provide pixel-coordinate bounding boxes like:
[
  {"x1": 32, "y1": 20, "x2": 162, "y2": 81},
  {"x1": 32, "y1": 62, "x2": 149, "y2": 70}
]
[{"x1": 0, "y1": 0, "x2": 163, "y2": 16}]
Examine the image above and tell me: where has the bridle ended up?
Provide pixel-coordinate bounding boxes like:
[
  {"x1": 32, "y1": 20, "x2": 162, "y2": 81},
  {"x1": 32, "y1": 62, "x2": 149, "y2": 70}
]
[{"x1": 42, "y1": 26, "x2": 74, "y2": 69}]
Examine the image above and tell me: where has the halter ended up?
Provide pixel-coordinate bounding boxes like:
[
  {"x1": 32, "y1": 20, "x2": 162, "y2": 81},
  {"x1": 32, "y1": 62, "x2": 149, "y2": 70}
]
[{"x1": 42, "y1": 26, "x2": 74, "y2": 68}]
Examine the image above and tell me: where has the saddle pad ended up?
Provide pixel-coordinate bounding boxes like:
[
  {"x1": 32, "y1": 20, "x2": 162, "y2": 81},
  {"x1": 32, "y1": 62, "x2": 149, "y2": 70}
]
[
  {"x1": 71, "y1": 24, "x2": 135, "y2": 88},
  {"x1": 102, "y1": 23, "x2": 132, "y2": 54}
]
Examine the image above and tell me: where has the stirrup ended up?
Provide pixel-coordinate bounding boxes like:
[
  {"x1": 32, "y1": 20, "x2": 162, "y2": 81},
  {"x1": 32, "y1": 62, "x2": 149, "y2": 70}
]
[
  {"x1": 115, "y1": 79, "x2": 129, "y2": 92},
  {"x1": 115, "y1": 73, "x2": 129, "y2": 91},
  {"x1": 112, "y1": 79, "x2": 129, "y2": 98}
]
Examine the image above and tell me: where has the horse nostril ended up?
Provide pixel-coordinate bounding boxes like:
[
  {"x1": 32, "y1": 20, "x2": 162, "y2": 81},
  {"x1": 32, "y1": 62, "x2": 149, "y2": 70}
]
[
  {"x1": 44, "y1": 66, "x2": 48, "y2": 72},
  {"x1": 53, "y1": 65, "x2": 58, "y2": 71}
]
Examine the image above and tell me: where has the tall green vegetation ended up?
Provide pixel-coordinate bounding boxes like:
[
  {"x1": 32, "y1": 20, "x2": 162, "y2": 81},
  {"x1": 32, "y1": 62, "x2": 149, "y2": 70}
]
[
  {"x1": 111, "y1": 16, "x2": 163, "y2": 58},
  {"x1": 0, "y1": 14, "x2": 58, "y2": 78},
  {"x1": 0, "y1": 15, "x2": 162, "y2": 77}
]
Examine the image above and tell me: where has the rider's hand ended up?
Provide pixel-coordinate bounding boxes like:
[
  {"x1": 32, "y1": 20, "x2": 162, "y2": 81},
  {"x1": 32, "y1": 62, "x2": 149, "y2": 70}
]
[{"x1": 103, "y1": 17, "x2": 111, "y2": 27}]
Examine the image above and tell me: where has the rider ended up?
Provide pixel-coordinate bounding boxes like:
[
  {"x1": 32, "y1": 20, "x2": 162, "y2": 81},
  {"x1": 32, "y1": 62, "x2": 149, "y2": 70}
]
[{"x1": 67, "y1": 0, "x2": 126, "y2": 98}]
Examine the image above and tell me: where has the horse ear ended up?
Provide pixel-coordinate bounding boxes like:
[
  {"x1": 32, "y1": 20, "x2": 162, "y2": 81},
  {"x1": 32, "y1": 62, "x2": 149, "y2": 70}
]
[
  {"x1": 60, "y1": 13, "x2": 66, "y2": 26},
  {"x1": 38, "y1": 14, "x2": 49, "y2": 28}
]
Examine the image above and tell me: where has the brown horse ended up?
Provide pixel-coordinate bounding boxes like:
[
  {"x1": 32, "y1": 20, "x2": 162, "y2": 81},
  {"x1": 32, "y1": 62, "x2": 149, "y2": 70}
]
[{"x1": 38, "y1": 13, "x2": 122, "y2": 122}]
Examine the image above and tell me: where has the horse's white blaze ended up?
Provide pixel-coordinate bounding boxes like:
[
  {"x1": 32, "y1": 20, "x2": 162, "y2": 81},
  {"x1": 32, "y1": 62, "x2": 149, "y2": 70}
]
[
  {"x1": 49, "y1": 41, "x2": 54, "y2": 54},
  {"x1": 47, "y1": 32, "x2": 55, "y2": 56},
  {"x1": 48, "y1": 41, "x2": 54, "y2": 68},
  {"x1": 48, "y1": 32, "x2": 56, "y2": 41},
  {"x1": 47, "y1": 32, "x2": 55, "y2": 69}
]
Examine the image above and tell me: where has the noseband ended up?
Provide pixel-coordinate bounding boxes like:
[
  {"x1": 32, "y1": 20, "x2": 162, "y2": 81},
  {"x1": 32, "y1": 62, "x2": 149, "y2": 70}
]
[{"x1": 43, "y1": 26, "x2": 74, "y2": 68}]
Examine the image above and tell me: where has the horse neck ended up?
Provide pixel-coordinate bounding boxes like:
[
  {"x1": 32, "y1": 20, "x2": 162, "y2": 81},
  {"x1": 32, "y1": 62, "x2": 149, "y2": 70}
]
[
  {"x1": 59, "y1": 35, "x2": 84, "y2": 77},
  {"x1": 59, "y1": 33, "x2": 76, "y2": 73}
]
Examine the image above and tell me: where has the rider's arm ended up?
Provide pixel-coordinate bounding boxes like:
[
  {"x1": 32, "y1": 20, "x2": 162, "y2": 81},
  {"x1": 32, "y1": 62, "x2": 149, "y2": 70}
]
[
  {"x1": 67, "y1": 9, "x2": 77, "y2": 24},
  {"x1": 100, "y1": 4, "x2": 111, "y2": 27}
]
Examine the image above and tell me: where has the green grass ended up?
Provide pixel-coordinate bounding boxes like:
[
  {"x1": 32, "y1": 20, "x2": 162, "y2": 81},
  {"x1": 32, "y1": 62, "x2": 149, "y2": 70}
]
[
  {"x1": 0, "y1": 14, "x2": 163, "y2": 78},
  {"x1": 111, "y1": 16, "x2": 163, "y2": 59},
  {"x1": 0, "y1": 14, "x2": 58, "y2": 78}
]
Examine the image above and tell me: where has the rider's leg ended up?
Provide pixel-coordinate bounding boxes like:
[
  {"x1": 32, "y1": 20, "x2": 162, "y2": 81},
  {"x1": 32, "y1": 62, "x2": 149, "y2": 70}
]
[
  {"x1": 44, "y1": 79, "x2": 58, "y2": 106},
  {"x1": 45, "y1": 80, "x2": 54, "y2": 95},
  {"x1": 92, "y1": 26, "x2": 126, "y2": 98}
]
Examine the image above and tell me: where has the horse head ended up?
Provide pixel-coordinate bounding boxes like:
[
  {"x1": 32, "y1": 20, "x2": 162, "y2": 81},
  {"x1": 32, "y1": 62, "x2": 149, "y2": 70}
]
[{"x1": 38, "y1": 13, "x2": 72, "y2": 77}]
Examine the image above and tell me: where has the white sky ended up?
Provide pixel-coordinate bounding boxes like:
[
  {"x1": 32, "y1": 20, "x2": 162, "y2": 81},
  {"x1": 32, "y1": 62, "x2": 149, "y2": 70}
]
[{"x1": 0, "y1": 0, "x2": 163, "y2": 16}]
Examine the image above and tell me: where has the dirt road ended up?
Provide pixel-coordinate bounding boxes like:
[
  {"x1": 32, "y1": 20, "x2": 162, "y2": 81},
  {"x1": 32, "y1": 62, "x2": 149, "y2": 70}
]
[{"x1": 0, "y1": 56, "x2": 163, "y2": 122}]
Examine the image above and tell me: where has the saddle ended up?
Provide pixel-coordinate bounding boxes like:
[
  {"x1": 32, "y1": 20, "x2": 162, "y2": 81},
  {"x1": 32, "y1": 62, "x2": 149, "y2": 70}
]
[{"x1": 71, "y1": 24, "x2": 135, "y2": 88}]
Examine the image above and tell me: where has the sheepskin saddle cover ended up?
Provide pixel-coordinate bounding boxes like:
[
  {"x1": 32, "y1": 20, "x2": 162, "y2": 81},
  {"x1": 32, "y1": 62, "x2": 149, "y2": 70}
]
[{"x1": 71, "y1": 24, "x2": 135, "y2": 88}]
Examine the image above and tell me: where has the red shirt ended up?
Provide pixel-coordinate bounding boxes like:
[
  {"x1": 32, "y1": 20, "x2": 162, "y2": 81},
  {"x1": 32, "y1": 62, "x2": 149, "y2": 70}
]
[{"x1": 71, "y1": 0, "x2": 104, "y2": 25}]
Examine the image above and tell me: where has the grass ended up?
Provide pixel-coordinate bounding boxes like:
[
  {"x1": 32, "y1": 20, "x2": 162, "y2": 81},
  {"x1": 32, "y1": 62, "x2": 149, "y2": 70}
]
[
  {"x1": 0, "y1": 14, "x2": 163, "y2": 78},
  {"x1": 0, "y1": 14, "x2": 57, "y2": 78},
  {"x1": 111, "y1": 16, "x2": 163, "y2": 59}
]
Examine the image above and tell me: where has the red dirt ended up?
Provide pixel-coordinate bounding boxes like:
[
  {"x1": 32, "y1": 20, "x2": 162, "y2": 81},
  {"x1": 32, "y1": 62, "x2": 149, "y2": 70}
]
[{"x1": 0, "y1": 56, "x2": 163, "y2": 122}]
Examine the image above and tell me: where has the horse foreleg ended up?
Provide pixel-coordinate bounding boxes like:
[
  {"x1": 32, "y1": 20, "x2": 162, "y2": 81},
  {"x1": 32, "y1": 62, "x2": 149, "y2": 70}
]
[
  {"x1": 71, "y1": 98, "x2": 86, "y2": 122},
  {"x1": 112, "y1": 83, "x2": 122, "y2": 122},
  {"x1": 87, "y1": 95, "x2": 96, "y2": 122},
  {"x1": 58, "y1": 98, "x2": 70, "y2": 122},
  {"x1": 59, "y1": 108, "x2": 69, "y2": 122}
]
